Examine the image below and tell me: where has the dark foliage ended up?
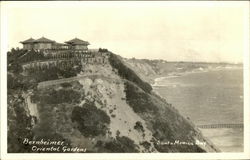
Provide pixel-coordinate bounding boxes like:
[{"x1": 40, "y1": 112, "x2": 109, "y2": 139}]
[
  {"x1": 7, "y1": 48, "x2": 49, "y2": 73},
  {"x1": 98, "y1": 48, "x2": 108, "y2": 52},
  {"x1": 71, "y1": 103, "x2": 110, "y2": 137},
  {"x1": 7, "y1": 98, "x2": 34, "y2": 153},
  {"x1": 95, "y1": 136, "x2": 139, "y2": 153},
  {"x1": 134, "y1": 121, "x2": 144, "y2": 132},
  {"x1": 27, "y1": 64, "x2": 82, "y2": 83},
  {"x1": 18, "y1": 50, "x2": 48, "y2": 63},
  {"x1": 8, "y1": 62, "x2": 23, "y2": 74},
  {"x1": 8, "y1": 48, "x2": 82, "y2": 84},
  {"x1": 152, "y1": 120, "x2": 175, "y2": 141},
  {"x1": 33, "y1": 106, "x2": 61, "y2": 139},
  {"x1": 124, "y1": 82, "x2": 158, "y2": 113},
  {"x1": 31, "y1": 103, "x2": 72, "y2": 153},
  {"x1": 151, "y1": 120, "x2": 206, "y2": 152},
  {"x1": 108, "y1": 53, "x2": 152, "y2": 93},
  {"x1": 140, "y1": 141, "x2": 151, "y2": 150},
  {"x1": 7, "y1": 74, "x2": 35, "y2": 91},
  {"x1": 7, "y1": 48, "x2": 26, "y2": 73},
  {"x1": 60, "y1": 82, "x2": 72, "y2": 88},
  {"x1": 31, "y1": 89, "x2": 81, "y2": 105}
]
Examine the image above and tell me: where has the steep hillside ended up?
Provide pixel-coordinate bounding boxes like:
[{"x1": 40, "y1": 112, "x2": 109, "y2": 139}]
[{"x1": 7, "y1": 48, "x2": 218, "y2": 153}]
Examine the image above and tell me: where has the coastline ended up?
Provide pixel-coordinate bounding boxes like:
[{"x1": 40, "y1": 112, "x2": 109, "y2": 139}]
[
  {"x1": 152, "y1": 66, "x2": 243, "y2": 87},
  {"x1": 151, "y1": 66, "x2": 244, "y2": 152}
]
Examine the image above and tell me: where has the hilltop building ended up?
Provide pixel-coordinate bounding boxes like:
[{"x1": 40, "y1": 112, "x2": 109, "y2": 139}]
[
  {"x1": 20, "y1": 38, "x2": 36, "y2": 50},
  {"x1": 33, "y1": 37, "x2": 55, "y2": 50},
  {"x1": 20, "y1": 37, "x2": 90, "y2": 50},
  {"x1": 65, "y1": 38, "x2": 90, "y2": 50}
]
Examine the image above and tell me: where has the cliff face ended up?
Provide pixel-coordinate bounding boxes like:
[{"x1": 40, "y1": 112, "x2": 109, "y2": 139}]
[{"x1": 7, "y1": 49, "x2": 218, "y2": 153}]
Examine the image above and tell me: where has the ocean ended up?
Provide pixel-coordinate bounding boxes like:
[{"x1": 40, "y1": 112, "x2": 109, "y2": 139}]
[{"x1": 153, "y1": 68, "x2": 243, "y2": 152}]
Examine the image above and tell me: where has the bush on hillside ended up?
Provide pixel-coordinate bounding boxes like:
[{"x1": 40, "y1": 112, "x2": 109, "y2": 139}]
[
  {"x1": 7, "y1": 99, "x2": 34, "y2": 153},
  {"x1": 8, "y1": 74, "x2": 25, "y2": 91},
  {"x1": 108, "y1": 53, "x2": 152, "y2": 93},
  {"x1": 60, "y1": 82, "x2": 72, "y2": 88},
  {"x1": 124, "y1": 82, "x2": 158, "y2": 113},
  {"x1": 152, "y1": 120, "x2": 174, "y2": 141},
  {"x1": 7, "y1": 48, "x2": 26, "y2": 65},
  {"x1": 71, "y1": 103, "x2": 110, "y2": 137},
  {"x1": 95, "y1": 136, "x2": 139, "y2": 153},
  {"x1": 27, "y1": 64, "x2": 82, "y2": 83},
  {"x1": 140, "y1": 141, "x2": 151, "y2": 150},
  {"x1": 134, "y1": 121, "x2": 144, "y2": 132},
  {"x1": 7, "y1": 48, "x2": 82, "y2": 84},
  {"x1": 31, "y1": 89, "x2": 81, "y2": 105},
  {"x1": 31, "y1": 102, "x2": 72, "y2": 153},
  {"x1": 18, "y1": 50, "x2": 48, "y2": 63},
  {"x1": 7, "y1": 49, "x2": 49, "y2": 72}
]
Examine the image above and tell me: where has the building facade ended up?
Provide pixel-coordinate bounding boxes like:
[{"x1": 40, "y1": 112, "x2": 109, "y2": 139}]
[
  {"x1": 65, "y1": 38, "x2": 90, "y2": 50},
  {"x1": 33, "y1": 37, "x2": 55, "y2": 50},
  {"x1": 20, "y1": 38, "x2": 35, "y2": 50},
  {"x1": 52, "y1": 43, "x2": 69, "y2": 50}
]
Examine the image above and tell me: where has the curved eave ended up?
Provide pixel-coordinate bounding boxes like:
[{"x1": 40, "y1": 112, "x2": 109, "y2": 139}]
[
  {"x1": 20, "y1": 41, "x2": 34, "y2": 44},
  {"x1": 64, "y1": 42, "x2": 90, "y2": 45},
  {"x1": 33, "y1": 41, "x2": 55, "y2": 43}
]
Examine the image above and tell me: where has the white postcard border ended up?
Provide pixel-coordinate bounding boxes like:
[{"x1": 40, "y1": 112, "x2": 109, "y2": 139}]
[{"x1": 1, "y1": 1, "x2": 250, "y2": 160}]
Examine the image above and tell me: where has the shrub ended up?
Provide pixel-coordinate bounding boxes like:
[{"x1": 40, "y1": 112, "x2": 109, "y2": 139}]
[
  {"x1": 124, "y1": 82, "x2": 158, "y2": 113},
  {"x1": 96, "y1": 136, "x2": 139, "y2": 153},
  {"x1": 140, "y1": 141, "x2": 151, "y2": 150},
  {"x1": 109, "y1": 109, "x2": 113, "y2": 114},
  {"x1": 116, "y1": 130, "x2": 120, "y2": 137},
  {"x1": 99, "y1": 48, "x2": 108, "y2": 52},
  {"x1": 108, "y1": 53, "x2": 152, "y2": 93},
  {"x1": 7, "y1": 98, "x2": 34, "y2": 153},
  {"x1": 71, "y1": 103, "x2": 110, "y2": 137},
  {"x1": 152, "y1": 121, "x2": 174, "y2": 141},
  {"x1": 27, "y1": 64, "x2": 82, "y2": 83},
  {"x1": 31, "y1": 89, "x2": 81, "y2": 105},
  {"x1": 134, "y1": 121, "x2": 144, "y2": 132},
  {"x1": 32, "y1": 103, "x2": 71, "y2": 153},
  {"x1": 60, "y1": 82, "x2": 72, "y2": 88}
]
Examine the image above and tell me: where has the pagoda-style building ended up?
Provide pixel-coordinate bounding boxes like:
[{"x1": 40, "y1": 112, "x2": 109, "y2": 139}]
[
  {"x1": 20, "y1": 37, "x2": 90, "y2": 50},
  {"x1": 20, "y1": 38, "x2": 35, "y2": 50},
  {"x1": 65, "y1": 38, "x2": 90, "y2": 50},
  {"x1": 33, "y1": 37, "x2": 55, "y2": 50}
]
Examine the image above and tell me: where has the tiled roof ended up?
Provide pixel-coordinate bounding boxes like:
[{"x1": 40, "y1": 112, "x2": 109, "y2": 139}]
[
  {"x1": 65, "y1": 38, "x2": 90, "y2": 45},
  {"x1": 20, "y1": 38, "x2": 35, "y2": 44},
  {"x1": 34, "y1": 37, "x2": 55, "y2": 43}
]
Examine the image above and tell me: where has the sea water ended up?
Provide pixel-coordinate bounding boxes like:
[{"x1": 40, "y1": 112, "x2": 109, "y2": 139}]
[{"x1": 153, "y1": 68, "x2": 243, "y2": 152}]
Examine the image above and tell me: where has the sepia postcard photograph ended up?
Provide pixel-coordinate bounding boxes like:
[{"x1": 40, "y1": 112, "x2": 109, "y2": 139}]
[{"x1": 0, "y1": 1, "x2": 249, "y2": 160}]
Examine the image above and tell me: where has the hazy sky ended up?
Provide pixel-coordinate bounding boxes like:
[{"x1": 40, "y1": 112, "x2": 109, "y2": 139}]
[{"x1": 2, "y1": 1, "x2": 248, "y2": 62}]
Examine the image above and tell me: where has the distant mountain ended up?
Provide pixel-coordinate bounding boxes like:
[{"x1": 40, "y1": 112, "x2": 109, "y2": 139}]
[{"x1": 7, "y1": 48, "x2": 219, "y2": 153}]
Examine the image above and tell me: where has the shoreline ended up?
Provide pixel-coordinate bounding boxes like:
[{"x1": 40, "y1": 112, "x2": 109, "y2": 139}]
[
  {"x1": 151, "y1": 66, "x2": 243, "y2": 87},
  {"x1": 151, "y1": 67, "x2": 244, "y2": 152},
  {"x1": 200, "y1": 128, "x2": 243, "y2": 152}
]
